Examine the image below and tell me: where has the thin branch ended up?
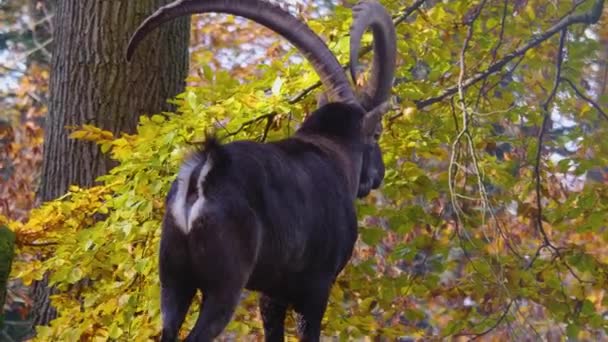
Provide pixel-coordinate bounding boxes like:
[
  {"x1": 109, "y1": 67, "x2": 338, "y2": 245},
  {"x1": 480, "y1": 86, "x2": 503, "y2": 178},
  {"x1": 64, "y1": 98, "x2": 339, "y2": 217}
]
[
  {"x1": 467, "y1": 300, "x2": 514, "y2": 340},
  {"x1": 415, "y1": 0, "x2": 605, "y2": 109},
  {"x1": 524, "y1": 28, "x2": 598, "y2": 284},
  {"x1": 23, "y1": 38, "x2": 53, "y2": 59},
  {"x1": 475, "y1": 0, "x2": 509, "y2": 109},
  {"x1": 491, "y1": 0, "x2": 509, "y2": 61},
  {"x1": 525, "y1": 244, "x2": 546, "y2": 270},
  {"x1": 533, "y1": 112, "x2": 554, "y2": 247},
  {"x1": 394, "y1": 0, "x2": 427, "y2": 26},
  {"x1": 481, "y1": 54, "x2": 525, "y2": 99},
  {"x1": 560, "y1": 255, "x2": 594, "y2": 284},
  {"x1": 1, "y1": 330, "x2": 17, "y2": 342},
  {"x1": 447, "y1": 0, "x2": 486, "y2": 248},
  {"x1": 0, "y1": 64, "x2": 25, "y2": 75},
  {"x1": 223, "y1": 112, "x2": 276, "y2": 139},
  {"x1": 534, "y1": 28, "x2": 567, "y2": 249},
  {"x1": 288, "y1": 82, "x2": 322, "y2": 104},
  {"x1": 451, "y1": 0, "x2": 525, "y2": 267},
  {"x1": 560, "y1": 77, "x2": 608, "y2": 121},
  {"x1": 260, "y1": 114, "x2": 276, "y2": 142}
]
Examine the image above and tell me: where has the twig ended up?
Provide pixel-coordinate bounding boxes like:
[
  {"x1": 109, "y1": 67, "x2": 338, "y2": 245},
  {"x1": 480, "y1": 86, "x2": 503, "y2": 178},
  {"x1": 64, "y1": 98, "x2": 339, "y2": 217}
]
[
  {"x1": 394, "y1": 0, "x2": 427, "y2": 26},
  {"x1": 223, "y1": 112, "x2": 276, "y2": 138},
  {"x1": 2, "y1": 330, "x2": 17, "y2": 342},
  {"x1": 0, "y1": 64, "x2": 25, "y2": 75},
  {"x1": 534, "y1": 28, "x2": 567, "y2": 249},
  {"x1": 26, "y1": 91, "x2": 46, "y2": 106},
  {"x1": 3, "y1": 320, "x2": 33, "y2": 327},
  {"x1": 448, "y1": 2, "x2": 486, "y2": 247},
  {"x1": 414, "y1": 0, "x2": 605, "y2": 109},
  {"x1": 288, "y1": 82, "x2": 322, "y2": 104},
  {"x1": 451, "y1": 0, "x2": 525, "y2": 270},
  {"x1": 560, "y1": 77, "x2": 608, "y2": 121},
  {"x1": 491, "y1": 0, "x2": 509, "y2": 62},
  {"x1": 466, "y1": 299, "x2": 514, "y2": 341},
  {"x1": 23, "y1": 38, "x2": 53, "y2": 59},
  {"x1": 542, "y1": 30, "x2": 566, "y2": 111},
  {"x1": 525, "y1": 28, "x2": 598, "y2": 284},
  {"x1": 260, "y1": 114, "x2": 276, "y2": 142},
  {"x1": 481, "y1": 54, "x2": 525, "y2": 99},
  {"x1": 475, "y1": 0, "x2": 509, "y2": 109}
]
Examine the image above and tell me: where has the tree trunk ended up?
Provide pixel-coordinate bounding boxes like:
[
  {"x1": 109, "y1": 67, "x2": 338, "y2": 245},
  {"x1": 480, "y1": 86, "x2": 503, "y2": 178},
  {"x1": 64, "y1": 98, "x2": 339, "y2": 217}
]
[{"x1": 32, "y1": 0, "x2": 190, "y2": 329}]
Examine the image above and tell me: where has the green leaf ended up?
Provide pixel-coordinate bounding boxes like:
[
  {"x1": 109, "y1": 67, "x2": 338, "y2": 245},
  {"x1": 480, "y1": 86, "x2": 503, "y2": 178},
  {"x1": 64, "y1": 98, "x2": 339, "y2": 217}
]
[{"x1": 360, "y1": 227, "x2": 385, "y2": 245}]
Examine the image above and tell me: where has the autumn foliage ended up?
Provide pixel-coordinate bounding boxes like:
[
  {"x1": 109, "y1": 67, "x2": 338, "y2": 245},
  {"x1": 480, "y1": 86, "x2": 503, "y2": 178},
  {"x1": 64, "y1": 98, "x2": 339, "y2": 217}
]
[{"x1": 2, "y1": 0, "x2": 608, "y2": 340}]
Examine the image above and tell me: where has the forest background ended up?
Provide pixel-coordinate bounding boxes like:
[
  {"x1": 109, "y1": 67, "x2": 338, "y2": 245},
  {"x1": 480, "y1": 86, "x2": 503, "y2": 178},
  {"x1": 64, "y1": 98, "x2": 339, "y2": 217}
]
[{"x1": 1, "y1": 0, "x2": 608, "y2": 340}]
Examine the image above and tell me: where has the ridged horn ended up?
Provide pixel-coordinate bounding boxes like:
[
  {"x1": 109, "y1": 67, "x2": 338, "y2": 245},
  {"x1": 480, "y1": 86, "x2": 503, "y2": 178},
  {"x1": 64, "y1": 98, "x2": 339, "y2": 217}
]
[
  {"x1": 349, "y1": 0, "x2": 397, "y2": 110},
  {"x1": 126, "y1": 0, "x2": 359, "y2": 106}
]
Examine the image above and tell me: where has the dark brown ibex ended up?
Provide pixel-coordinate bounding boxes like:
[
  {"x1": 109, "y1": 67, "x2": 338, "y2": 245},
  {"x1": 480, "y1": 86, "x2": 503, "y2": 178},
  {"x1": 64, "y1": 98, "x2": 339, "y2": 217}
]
[{"x1": 126, "y1": 0, "x2": 396, "y2": 341}]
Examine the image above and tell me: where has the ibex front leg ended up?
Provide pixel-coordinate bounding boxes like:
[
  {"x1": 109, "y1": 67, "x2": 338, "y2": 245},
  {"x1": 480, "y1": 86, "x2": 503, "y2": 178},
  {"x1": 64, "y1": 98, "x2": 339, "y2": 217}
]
[
  {"x1": 260, "y1": 294, "x2": 288, "y2": 342},
  {"x1": 292, "y1": 279, "x2": 332, "y2": 342}
]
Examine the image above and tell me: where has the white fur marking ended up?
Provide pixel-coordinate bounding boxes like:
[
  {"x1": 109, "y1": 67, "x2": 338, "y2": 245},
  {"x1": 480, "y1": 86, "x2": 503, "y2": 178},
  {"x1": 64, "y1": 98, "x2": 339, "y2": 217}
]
[
  {"x1": 171, "y1": 154, "x2": 205, "y2": 233},
  {"x1": 186, "y1": 159, "x2": 213, "y2": 233}
]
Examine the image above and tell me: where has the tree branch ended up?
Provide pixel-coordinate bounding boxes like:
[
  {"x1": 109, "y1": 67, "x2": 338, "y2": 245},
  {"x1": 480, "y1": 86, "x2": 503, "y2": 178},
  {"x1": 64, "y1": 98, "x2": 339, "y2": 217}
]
[
  {"x1": 463, "y1": 300, "x2": 514, "y2": 340},
  {"x1": 0, "y1": 64, "x2": 25, "y2": 75},
  {"x1": 394, "y1": 0, "x2": 427, "y2": 26},
  {"x1": 560, "y1": 77, "x2": 608, "y2": 121},
  {"x1": 475, "y1": 0, "x2": 509, "y2": 109},
  {"x1": 260, "y1": 113, "x2": 276, "y2": 142},
  {"x1": 222, "y1": 112, "x2": 276, "y2": 139},
  {"x1": 526, "y1": 35, "x2": 599, "y2": 283},
  {"x1": 534, "y1": 28, "x2": 567, "y2": 249},
  {"x1": 415, "y1": 0, "x2": 605, "y2": 109}
]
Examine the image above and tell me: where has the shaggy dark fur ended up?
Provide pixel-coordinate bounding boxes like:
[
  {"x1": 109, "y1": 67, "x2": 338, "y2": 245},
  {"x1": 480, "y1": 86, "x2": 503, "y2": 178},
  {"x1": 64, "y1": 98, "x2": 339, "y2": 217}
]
[{"x1": 159, "y1": 102, "x2": 384, "y2": 341}]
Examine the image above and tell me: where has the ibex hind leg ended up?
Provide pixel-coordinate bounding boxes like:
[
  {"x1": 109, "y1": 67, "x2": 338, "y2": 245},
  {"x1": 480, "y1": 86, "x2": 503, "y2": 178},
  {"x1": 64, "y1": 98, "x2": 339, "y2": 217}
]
[
  {"x1": 185, "y1": 210, "x2": 260, "y2": 342},
  {"x1": 159, "y1": 216, "x2": 197, "y2": 342},
  {"x1": 160, "y1": 282, "x2": 196, "y2": 342}
]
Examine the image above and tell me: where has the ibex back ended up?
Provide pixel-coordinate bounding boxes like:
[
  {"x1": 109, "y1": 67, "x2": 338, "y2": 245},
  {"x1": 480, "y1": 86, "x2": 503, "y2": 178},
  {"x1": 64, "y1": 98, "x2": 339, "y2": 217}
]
[{"x1": 126, "y1": 0, "x2": 397, "y2": 341}]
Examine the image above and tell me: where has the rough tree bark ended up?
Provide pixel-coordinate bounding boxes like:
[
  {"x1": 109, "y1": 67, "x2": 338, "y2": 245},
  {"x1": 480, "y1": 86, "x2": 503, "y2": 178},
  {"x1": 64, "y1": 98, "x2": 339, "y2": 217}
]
[{"x1": 32, "y1": 0, "x2": 191, "y2": 329}]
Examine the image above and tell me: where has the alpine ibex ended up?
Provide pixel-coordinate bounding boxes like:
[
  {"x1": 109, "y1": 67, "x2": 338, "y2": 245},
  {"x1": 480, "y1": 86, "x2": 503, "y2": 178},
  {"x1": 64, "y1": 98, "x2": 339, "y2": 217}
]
[{"x1": 126, "y1": 0, "x2": 396, "y2": 340}]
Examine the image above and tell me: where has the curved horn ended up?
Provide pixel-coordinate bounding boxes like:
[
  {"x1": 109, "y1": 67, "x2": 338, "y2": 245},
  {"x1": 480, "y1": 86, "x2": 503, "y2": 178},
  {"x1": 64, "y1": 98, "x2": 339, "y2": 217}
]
[
  {"x1": 127, "y1": 0, "x2": 359, "y2": 106},
  {"x1": 350, "y1": 0, "x2": 397, "y2": 110},
  {"x1": 362, "y1": 101, "x2": 390, "y2": 136}
]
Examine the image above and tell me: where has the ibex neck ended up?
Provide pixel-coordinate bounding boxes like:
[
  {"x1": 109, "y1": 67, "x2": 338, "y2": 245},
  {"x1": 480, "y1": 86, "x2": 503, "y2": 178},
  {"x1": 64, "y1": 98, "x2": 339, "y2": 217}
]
[{"x1": 293, "y1": 133, "x2": 361, "y2": 199}]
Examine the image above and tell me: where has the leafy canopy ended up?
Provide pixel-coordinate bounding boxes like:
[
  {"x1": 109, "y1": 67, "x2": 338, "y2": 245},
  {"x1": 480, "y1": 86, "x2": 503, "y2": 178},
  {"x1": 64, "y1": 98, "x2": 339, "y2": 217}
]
[{"x1": 2, "y1": 0, "x2": 608, "y2": 340}]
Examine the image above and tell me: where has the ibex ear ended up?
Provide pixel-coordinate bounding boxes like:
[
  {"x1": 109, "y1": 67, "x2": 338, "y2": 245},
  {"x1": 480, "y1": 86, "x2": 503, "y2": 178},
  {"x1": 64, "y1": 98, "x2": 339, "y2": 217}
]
[{"x1": 362, "y1": 101, "x2": 391, "y2": 136}]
